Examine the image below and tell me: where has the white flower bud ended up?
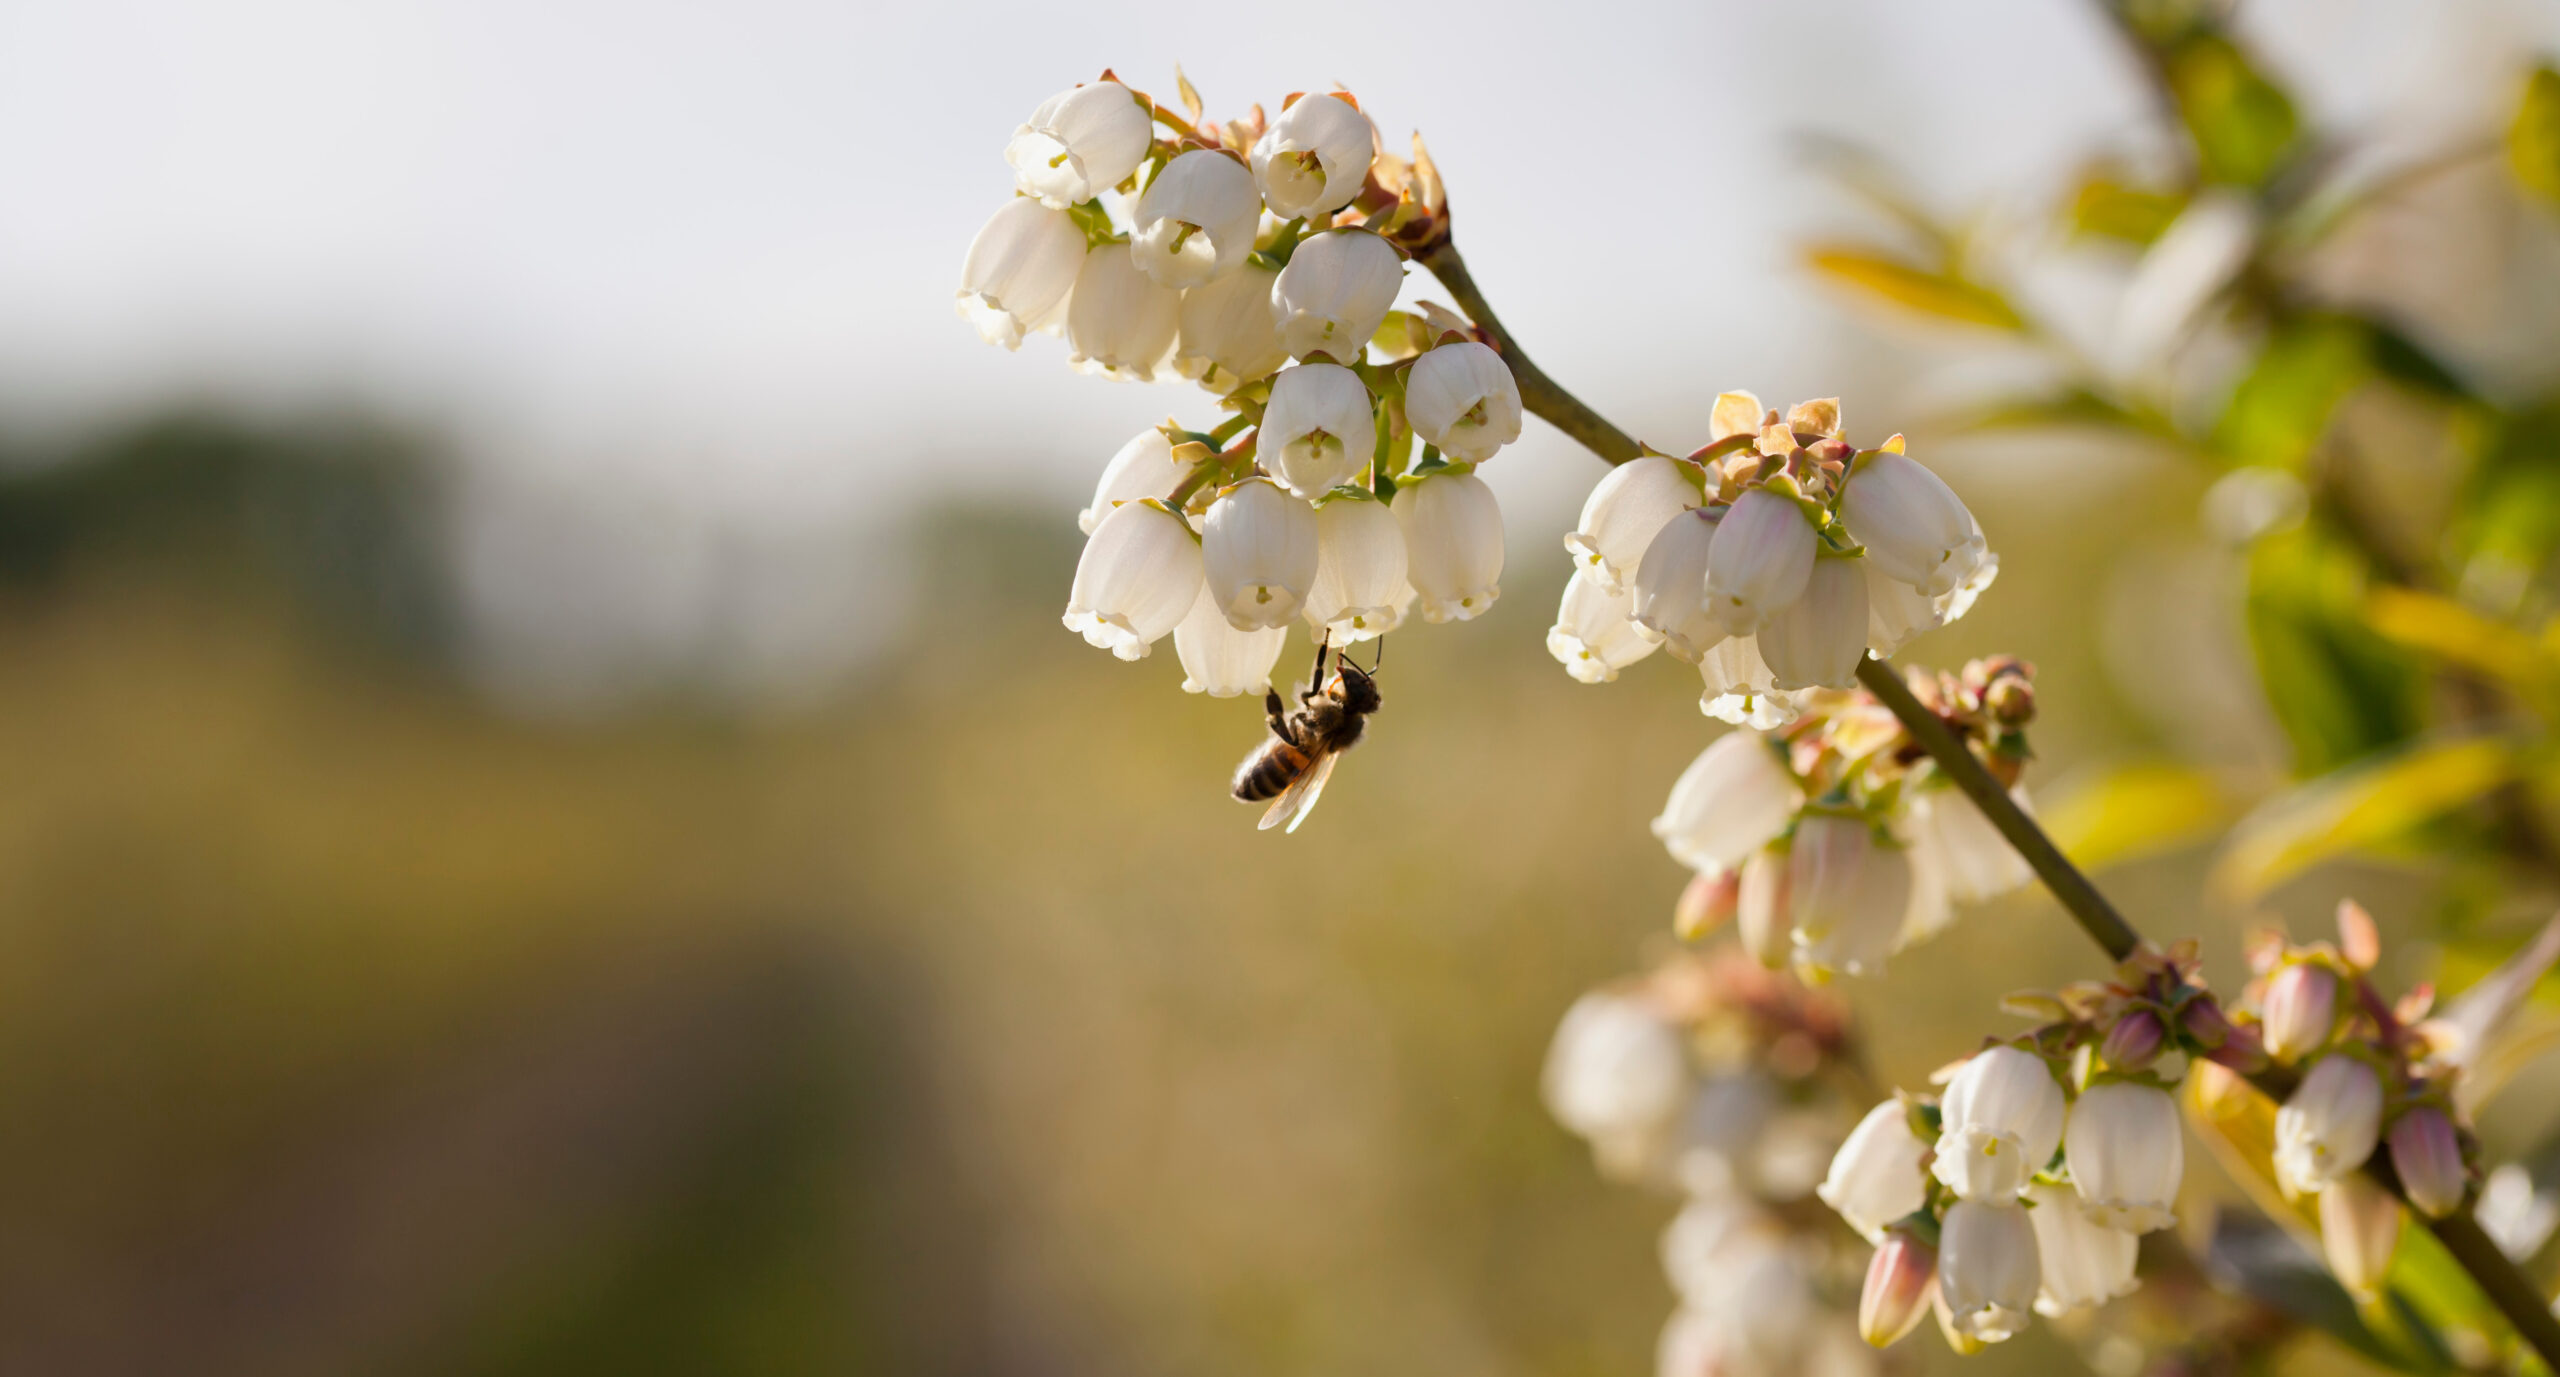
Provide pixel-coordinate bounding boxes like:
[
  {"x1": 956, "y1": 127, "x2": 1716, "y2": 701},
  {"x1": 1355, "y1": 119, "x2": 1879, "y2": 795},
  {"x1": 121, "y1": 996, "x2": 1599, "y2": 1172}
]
[
  {"x1": 1838, "y1": 453, "x2": 1981, "y2": 597},
  {"x1": 1065, "y1": 242, "x2": 1181, "y2": 381},
  {"x1": 1172, "y1": 582, "x2": 1286, "y2": 696},
  {"x1": 1933, "y1": 1045, "x2": 2066, "y2": 1201},
  {"x1": 1301, "y1": 496, "x2": 1407, "y2": 642},
  {"x1": 1261, "y1": 363, "x2": 1375, "y2": 499},
  {"x1": 2262, "y1": 962, "x2": 2340, "y2": 1063},
  {"x1": 1130, "y1": 149, "x2": 1262, "y2": 290},
  {"x1": 1547, "y1": 568, "x2": 1658, "y2": 683},
  {"x1": 2025, "y1": 1180, "x2": 2139, "y2": 1316},
  {"x1": 1820, "y1": 1100, "x2": 1931, "y2": 1242},
  {"x1": 1271, "y1": 229, "x2": 1402, "y2": 361},
  {"x1": 2319, "y1": 1170, "x2": 2402, "y2": 1302},
  {"x1": 1062, "y1": 499, "x2": 1202, "y2": 660},
  {"x1": 1404, "y1": 341, "x2": 1523, "y2": 463},
  {"x1": 1756, "y1": 554, "x2": 1870, "y2": 691},
  {"x1": 2274, "y1": 1054, "x2": 2383, "y2": 1195},
  {"x1": 1079, "y1": 428, "x2": 1185, "y2": 535},
  {"x1": 2064, "y1": 1080, "x2": 2183, "y2": 1233},
  {"x1": 1391, "y1": 470, "x2": 1502, "y2": 623},
  {"x1": 1651, "y1": 732, "x2": 1800, "y2": 873},
  {"x1": 1906, "y1": 784, "x2": 2034, "y2": 904},
  {"x1": 1006, "y1": 81, "x2": 1153, "y2": 208},
  {"x1": 1251, "y1": 92, "x2": 1376, "y2": 218},
  {"x1": 1200, "y1": 477, "x2": 1318, "y2": 631},
  {"x1": 956, "y1": 198, "x2": 1086, "y2": 349},
  {"x1": 1541, "y1": 991, "x2": 1690, "y2": 1144},
  {"x1": 1630, "y1": 509, "x2": 1723, "y2": 662},
  {"x1": 1788, "y1": 817, "x2": 1912, "y2": 979},
  {"x1": 1736, "y1": 847, "x2": 1791, "y2": 969},
  {"x1": 1704, "y1": 489, "x2": 1817, "y2": 635},
  {"x1": 1938, "y1": 1199, "x2": 2040, "y2": 1345},
  {"x1": 1173, "y1": 263, "x2": 1287, "y2": 387},
  {"x1": 1566, "y1": 456, "x2": 1701, "y2": 595},
  {"x1": 1697, "y1": 635, "x2": 1797, "y2": 729}
]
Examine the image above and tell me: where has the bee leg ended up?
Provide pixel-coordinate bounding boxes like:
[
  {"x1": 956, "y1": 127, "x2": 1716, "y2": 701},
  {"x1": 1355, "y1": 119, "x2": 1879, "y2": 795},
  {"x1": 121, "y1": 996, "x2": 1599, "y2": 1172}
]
[{"x1": 1264, "y1": 689, "x2": 1297, "y2": 745}]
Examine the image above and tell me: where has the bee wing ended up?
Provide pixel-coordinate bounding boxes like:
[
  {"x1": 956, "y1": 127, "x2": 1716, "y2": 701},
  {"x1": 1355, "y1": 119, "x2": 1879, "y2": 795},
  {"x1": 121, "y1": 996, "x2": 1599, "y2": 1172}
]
[{"x1": 1260, "y1": 748, "x2": 1341, "y2": 834}]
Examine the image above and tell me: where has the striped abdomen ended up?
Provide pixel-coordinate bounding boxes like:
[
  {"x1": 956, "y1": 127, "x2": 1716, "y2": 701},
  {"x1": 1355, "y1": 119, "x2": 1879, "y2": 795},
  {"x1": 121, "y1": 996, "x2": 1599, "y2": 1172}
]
[{"x1": 1233, "y1": 740, "x2": 1311, "y2": 802}]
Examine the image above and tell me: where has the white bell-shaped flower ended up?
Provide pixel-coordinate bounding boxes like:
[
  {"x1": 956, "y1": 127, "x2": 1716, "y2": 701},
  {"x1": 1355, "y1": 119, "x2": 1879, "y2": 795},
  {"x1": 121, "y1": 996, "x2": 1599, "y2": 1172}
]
[
  {"x1": 1272, "y1": 229, "x2": 1403, "y2": 361},
  {"x1": 1065, "y1": 242, "x2": 1181, "y2": 381},
  {"x1": 1838, "y1": 452, "x2": 1981, "y2": 597},
  {"x1": 1630, "y1": 508, "x2": 1723, "y2": 662},
  {"x1": 1251, "y1": 92, "x2": 1376, "y2": 218},
  {"x1": 1938, "y1": 1199, "x2": 2040, "y2": 1345},
  {"x1": 1173, "y1": 263, "x2": 1287, "y2": 387},
  {"x1": 1660, "y1": 1193, "x2": 1760, "y2": 1306},
  {"x1": 956, "y1": 198, "x2": 1086, "y2": 349},
  {"x1": 1697, "y1": 636, "x2": 1797, "y2": 729},
  {"x1": 1933, "y1": 1045, "x2": 2066, "y2": 1201},
  {"x1": 1079, "y1": 428, "x2": 1185, "y2": 536},
  {"x1": 1261, "y1": 363, "x2": 1376, "y2": 499},
  {"x1": 1006, "y1": 81, "x2": 1153, "y2": 208},
  {"x1": 2320, "y1": 1170, "x2": 2402, "y2": 1302},
  {"x1": 1756, "y1": 554, "x2": 1870, "y2": 690},
  {"x1": 1541, "y1": 991, "x2": 1690, "y2": 1145},
  {"x1": 1302, "y1": 496, "x2": 1407, "y2": 642},
  {"x1": 1703, "y1": 488, "x2": 1817, "y2": 636},
  {"x1": 1547, "y1": 569, "x2": 1658, "y2": 683},
  {"x1": 2024, "y1": 1180, "x2": 2139, "y2": 1316},
  {"x1": 1938, "y1": 533, "x2": 1998, "y2": 622},
  {"x1": 1735, "y1": 848, "x2": 1791, "y2": 970},
  {"x1": 1404, "y1": 341, "x2": 1523, "y2": 463},
  {"x1": 1392, "y1": 470, "x2": 1502, "y2": 623},
  {"x1": 2274, "y1": 1054, "x2": 2383, "y2": 1195},
  {"x1": 1172, "y1": 582, "x2": 1287, "y2": 697},
  {"x1": 1865, "y1": 560, "x2": 1942, "y2": 656},
  {"x1": 1130, "y1": 149, "x2": 1263, "y2": 290},
  {"x1": 1566, "y1": 456, "x2": 1701, "y2": 595},
  {"x1": 1705, "y1": 1239, "x2": 1817, "y2": 1374},
  {"x1": 1819, "y1": 1100, "x2": 1930, "y2": 1242},
  {"x1": 1062, "y1": 499, "x2": 1202, "y2": 660},
  {"x1": 1788, "y1": 816, "x2": 1912, "y2": 979},
  {"x1": 2064, "y1": 1081, "x2": 2183, "y2": 1233},
  {"x1": 1907, "y1": 783, "x2": 2034, "y2": 904},
  {"x1": 1652, "y1": 732, "x2": 1800, "y2": 874},
  {"x1": 1899, "y1": 824, "x2": 1957, "y2": 948},
  {"x1": 1200, "y1": 477, "x2": 1318, "y2": 631}
]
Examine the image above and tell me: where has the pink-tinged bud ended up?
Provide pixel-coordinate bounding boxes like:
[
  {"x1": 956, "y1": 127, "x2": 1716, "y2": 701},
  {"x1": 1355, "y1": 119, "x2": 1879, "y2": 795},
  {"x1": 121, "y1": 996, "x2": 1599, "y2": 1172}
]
[
  {"x1": 1673, "y1": 866, "x2": 1742, "y2": 940},
  {"x1": 1860, "y1": 1229, "x2": 1936, "y2": 1349},
  {"x1": 2388, "y1": 1107, "x2": 2467, "y2": 1219},
  {"x1": 1735, "y1": 847, "x2": 1792, "y2": 970},
  {"x1": 2181, "y1": 997, "x2": 2269, "y2": 1074},
  {"x1": 2101, "y1": 1009, "x2": 2166, "y2": 1072},
  {"x1": 2263, "y1": 963, "x2": 2340, "y2": 1062},
  {"x1": 2275, "y1": 1055, "x2": 2384, "y2": 1196},
  {"x1": 2319, "y1": 1170, "x2": 2402, "y2": 1301}
]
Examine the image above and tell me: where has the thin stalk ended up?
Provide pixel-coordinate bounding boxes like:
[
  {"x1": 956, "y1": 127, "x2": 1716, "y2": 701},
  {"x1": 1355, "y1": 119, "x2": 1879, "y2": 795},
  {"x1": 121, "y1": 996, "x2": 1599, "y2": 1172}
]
[{"x1": 1429, "y1": 230, "x2": 2560, "y2": 1367}]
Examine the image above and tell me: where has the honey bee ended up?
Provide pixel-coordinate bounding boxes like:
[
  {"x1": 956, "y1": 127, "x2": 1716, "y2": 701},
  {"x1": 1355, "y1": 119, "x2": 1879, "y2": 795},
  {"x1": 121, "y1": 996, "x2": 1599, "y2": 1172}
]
[{"x1": 1232, "y1": 638, "x2": 1383, "y2": 833}]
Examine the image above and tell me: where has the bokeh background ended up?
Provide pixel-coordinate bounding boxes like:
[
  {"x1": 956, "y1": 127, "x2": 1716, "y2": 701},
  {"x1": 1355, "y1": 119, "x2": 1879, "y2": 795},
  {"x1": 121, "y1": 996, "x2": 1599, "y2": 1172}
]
[{"x1": 6, "y1": 1, "x2": 2560, "y2": 1373}]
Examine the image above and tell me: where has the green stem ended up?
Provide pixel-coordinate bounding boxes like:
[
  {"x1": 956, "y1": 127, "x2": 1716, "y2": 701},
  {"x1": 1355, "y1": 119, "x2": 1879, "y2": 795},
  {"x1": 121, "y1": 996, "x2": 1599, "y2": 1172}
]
[{"x1": 1415, "y1": 239, "x2": 1641, "y2": 465}]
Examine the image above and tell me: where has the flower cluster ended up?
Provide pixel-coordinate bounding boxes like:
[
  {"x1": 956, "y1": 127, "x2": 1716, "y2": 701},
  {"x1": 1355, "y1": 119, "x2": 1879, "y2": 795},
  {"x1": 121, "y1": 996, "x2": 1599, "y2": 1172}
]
[
  {"x1": 964, "y1": 73, "x2": 1522, "y2": 697},
  {"x1": 1547, "y1": 394, "x2": 1996, "y2": 723},
  {"x1": 1650, "y1": 660, "x2": 2037, "y2": 979},
  {"x1": 1541, "y1": 948, "x2": 1882, "y2": 1377},
  {"x1": 1821, "y1": 944, "x2": 2220, "y2": 1353}
]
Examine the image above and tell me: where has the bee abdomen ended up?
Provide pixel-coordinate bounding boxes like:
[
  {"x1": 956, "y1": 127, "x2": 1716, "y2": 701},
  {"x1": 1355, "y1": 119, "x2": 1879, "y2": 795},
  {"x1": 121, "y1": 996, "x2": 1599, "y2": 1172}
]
[{"x1": 1233, "y1": 743, "x2": 1307, "y2": 802}]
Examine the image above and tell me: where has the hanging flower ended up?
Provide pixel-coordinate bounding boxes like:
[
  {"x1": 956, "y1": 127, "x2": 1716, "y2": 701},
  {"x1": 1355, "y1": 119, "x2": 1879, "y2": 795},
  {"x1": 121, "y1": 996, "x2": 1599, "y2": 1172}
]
[
  {"x1": 956, "y1": 198, "x2": 1087, "y2": 350},
  {"x1": 1547, "y1": 568, "x2": 1658, "y2": 683},
  {"x1": 1301, "y1": 496, "x2": 1409, "y2": 643},
  {"x1": 1271, "y1": 228, "x2": 1403, "y2": 361},
  {"x1": 1787, "y1": 816, "x2": 1911, "y2": 979},
  {"x1": 1200, "y1": 477, "x2": 1320, "y2": 631},
  {"x1": 1937, "y1": 1199, "x2": 2040, "y2": 1345},
  {"x1": 1703, "y1": 489, "x2": 1817, "y2": 636},
  {"x1": 1651, "y1": 732, "x2": 1800, "y2": 874},
  {"x1": 1404, "y1": 341, "x2": 1523, "y2": 463},
  {"x1": 1836, "y1": 451, "x2": 1982, "y2": 598},
  {"x1": 2319, "y1": 1171, "x2": 2402, "y2": 1302},
  {"x1": 1630, "y1": 508, "x2": 1723, "y2": 662},
  {"x1": 1172, "y1": 583, "x2": 1288, "y2": 696},
  {"x1": 1541, "y1": 991, "x2": 1690, "y2": 1148},
  {"x1": 1005, "y1": 80, "x2": 1153, "y2": 208},
  {"x1": 1696, "y1": 636, "x2": 1796, "y2": 729},
  {"x1": 1173, "y1": 263, "x2": 1289, "y2": 387},
  {"x1": 1756, "y1": 554, "x2": 1870, "y2": 691},
  {"x1": 1933, "y1": 1046, "x2": 2066, "y2": 1202},
  {"x1": 1065, "y1": 242, "x2": 1182, "y2": 381},
  {"x1": 1062, "y1": 499, "x2": 1203, "y2": 660},
  {"x1": 2024, "y1": 1180, "x2": 2139, "y2": 1316},
  {"x1": 1251, "y1": 91, "x2": 1376, "y2": 219},
  {"x1": 1566, "y1": 455, "x2": 1702, "y2": 595},
  {"x1": 1131, "y1": 149, "x2": 1263, "y2": 289},
  {"x1": 2062, "y1": 1081, "x2": 2182, "y2": 1232},
  {"x1": 1261, "y1": 363, "x2": 1377, "y2": 499},
  {"x1": 1819, "y1": 1100, "x2": 1930, "y2": 1243},
  {"x1": 2274, "y1": 1054, "x2": 2384, "y2": 1196},
  {"x1": 1392, "y1": 470, "x2": 1502, "y2": 623}
]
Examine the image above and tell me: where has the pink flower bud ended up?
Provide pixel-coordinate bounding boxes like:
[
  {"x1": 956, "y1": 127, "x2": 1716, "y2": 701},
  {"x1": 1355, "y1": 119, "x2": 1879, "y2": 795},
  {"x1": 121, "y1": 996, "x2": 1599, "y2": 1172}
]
[
  {"x1": 1860, "y1": 1229, "x2": 1936, "y2": 1349},
  {"x1": 2388, "y1": 1106, "x2": 2468, "y2": 1219},
  {"x1": 2182, "y1": 997, "x2": 2269, "y2": 1074},
  {"x1": 2263, "y1": 963, "x2": 2339, "y2": 1062},
  {"x1": 2100, "y1": 1009, "x2": 2166, "y2": 1072},
  {"x1": 1673, "y1": 866, "x2": 1741, "y2": 940}
]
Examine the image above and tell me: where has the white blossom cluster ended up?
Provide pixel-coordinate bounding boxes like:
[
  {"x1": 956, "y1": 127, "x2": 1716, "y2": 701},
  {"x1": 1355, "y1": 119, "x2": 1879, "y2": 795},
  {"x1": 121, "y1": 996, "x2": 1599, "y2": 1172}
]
[
  {"x1": 1547, "y1": 393, "x2": 1996, "y2": 725},
  {"x1": 1648, "y1": 671, "x2": 2035, "y2": 981},
  {"x1": 1540, "y1": 951, "x2": 1882, "y2": 1377},
  {"x1": 962, "y1": 76, "x2": 1522, "y2": 694}
]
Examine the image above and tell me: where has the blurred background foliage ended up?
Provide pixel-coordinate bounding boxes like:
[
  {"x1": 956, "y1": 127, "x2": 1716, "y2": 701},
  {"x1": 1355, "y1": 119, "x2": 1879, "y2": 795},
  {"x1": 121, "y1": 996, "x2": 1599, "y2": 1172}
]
[{"x1": 11, "y1": 3, "x2": 2560, "y2": 1376}]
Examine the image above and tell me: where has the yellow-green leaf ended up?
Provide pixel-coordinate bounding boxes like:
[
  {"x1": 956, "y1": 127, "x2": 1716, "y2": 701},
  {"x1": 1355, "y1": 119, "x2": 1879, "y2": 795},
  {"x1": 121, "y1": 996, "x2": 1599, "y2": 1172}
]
[
  {"x1": 1802, "y1": 247, "x2": 2025, "y2": 331},
  {"x1": 2512, "y1": 65, "x2": 2560, "y2": 204},
  {"x1": 2041, "y1": 763, "x2": 2236, "y2": 872},
  {"x1": 2365, "y1": 586, "x2": 2549, "y2": 697},
  {"x1": 2209, "y1": 735, "x2": 2522, "y2": 903},
  {"x1": 2167, "y1": 33, "x2": 2301, "y2": 188},
  {"x1": 2069, "y1": 177, "x2": 2188, "y2": 246}
]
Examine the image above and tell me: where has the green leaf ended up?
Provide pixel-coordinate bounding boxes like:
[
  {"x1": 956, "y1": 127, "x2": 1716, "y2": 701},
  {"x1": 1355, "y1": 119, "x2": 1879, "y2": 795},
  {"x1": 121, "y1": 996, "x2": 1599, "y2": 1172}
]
[
  {"x1": 2452, "y1": 403, "x2": 2560, "y2": 591},
  {"x1": 2166, "y1": 32, "x2": 2302, "y2": 187},
  {"x1": 2245, "y1": 526, "x2": 2424, "y2": 775},
  {"x1": 2209, "y1": 732, "x2": 2520, "y2": 903},
  {"x1": 2215, "y1": 316, "x2": 2372, "y2": 471},
  {"x1": 1802, "y1": 247, "x2": 2025, "y2": 331},
  {"x1": 2068, "y1": 176, "x2": 2188, "y2": 245},
  {"x1": 2512, "y1": 65, "x2": 2560, "y2": 204},
  {"x1": 2201, "y1": 1214, "x2": 2432, "y2": 1371},
  {"x1": 2041, "y1": 762, "x2": 2237, "y2": 871},
  {"x1": 2364, "y1": 586, "x2": 2551, "y2": 700}
]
